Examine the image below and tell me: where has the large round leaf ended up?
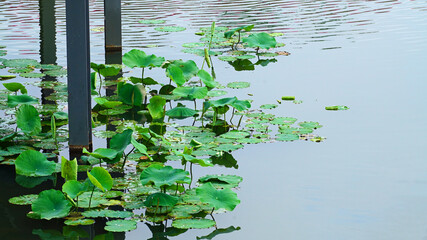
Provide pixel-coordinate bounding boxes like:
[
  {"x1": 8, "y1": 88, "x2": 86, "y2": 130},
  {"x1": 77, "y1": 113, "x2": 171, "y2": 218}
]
[
  {"x1": 31, "y1": 189, "x2": 72, "y2": 220},
  {"x1": 242, "y1": 32, "x2": 277, "y2": 50},
  {"x1": 173, "y1": 87, "x2": 208, "y2": 100},
  {"x1": 123, "y1": 49, "x2": 164, "y2": 68},
  {"x1": 166, "y1": 60, "x2": 199, "y2": 81},
  {"x1": 172, "y1": 219, "x2": 216, "y2": 229},
  {"x1": 7, "y1": 94, "x2": 38, "y2": 108},
  {"x1": 15, "y1": 150, "x2": 56, "y2": 177},
  {"x1": 166, "y1": 103, "x2": 197, "y2": 119},
  {"x1": 144, "y1": 192, "x2": 179, "y2": 207},
  {"x1": 196, "y1": 182, "x2": 240, "y2": 211},
  {"x1": 87, "y1": 167, "x2": 113, "y2": 192},
  {"x1": 140, "y1": 165, "x2": 190, "y2": 188},
  {"x1": 16, "y1": 104, "x2": 41, "y2": 135},
  {"x1": 62, "y1": 180, "x2": 88, "y2": 199},
  {"x1": 110, "y1": 129, "x2": 133, "y2": 152}
]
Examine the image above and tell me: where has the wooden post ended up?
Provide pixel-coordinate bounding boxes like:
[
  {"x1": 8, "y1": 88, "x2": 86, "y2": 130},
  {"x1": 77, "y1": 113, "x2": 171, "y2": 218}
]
[{"x1": 104, "y1": 0, "x2": 122, "y2": 52}]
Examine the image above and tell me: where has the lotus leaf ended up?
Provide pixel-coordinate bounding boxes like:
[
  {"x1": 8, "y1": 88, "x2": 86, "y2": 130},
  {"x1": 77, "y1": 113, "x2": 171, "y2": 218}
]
[
  {"x1": 218, "y1": 56, "x2": 237, "y2": 62},
  {"x1": 155, "y1": 26, "x2": 186, "y2": 32},
  {"x1": 61, "y1": 156, "x2": 77, "y2": 181},
  {"x1": 78, "y1": 192, "x2": 109, "y2": 208},
  {"x1": 236, "y1": 55, "x2": 255, "y2": 60},
  {"x1": 9, "y1": 194, "x2": 38, "y2": 205},
  {"x1": 237, "y1": 138, "x2": 262, "y2": 144},
  {"x1": 182, "y1": 42, "x2": 206, "y2": 48},
  {"x1": 110, "y1": 129, "x2": 132, "y2": 152},
  {"x1": 181, "y1": 154, "x2": 213, "y2": 167},
  {"x1": 276, "y1": 133, "x2": 300, "y2": 141},
  {"x1": 123, "y1": 49, "x2": 165, "y2": 68},
  {"x1": 260, "y1": 104, "x2": 277, "y2": 109},
  {"x1": 325, "y1": 105, "x2": 349, "y2": 111},
  {"x1": 104, "y1": 220, "x2": 137, "y2": 232},
  {"x1": 270, "y1": 117, "x2": 297, "y2": 125},
  {"x1": 242, "y1": 32, "x2": 277, "y2": 49},
  {"x1": 173, "y1": 87, "x2": 208, "y2": 100},
  {"x1": 3, "y1": 82, "x2": 27, "y2": 94},
  {"x1": 8, "y1": 68, "x2": 33, "y2": 74},
  {"x1": 172, "y1": 218, "x2": 216, "y2": 229},
  {"x1": 15, "y1": 150, "x2": 56, "y2": 177},
  {"x1": 196, "y1": 182, "x2": 240, "y2": 211},
  {"x1": 103, "y1": 190, "x2": 124, "y2": 198},
  {"x1": 139, "y1": 19, "x2": 166, "y2": 24},
  {"x1": 166, "y1": 103, "x2": 197, "y2": 119},
  {"x1": 45, "y1": 69, "x2": 67, "y2": 77},
  {"x1": 166, "y1": 65, "x2": 186, "y2": 86},
  {"x1": 198, "y1": 174, "x2": 243, "y2": 187},
  {"x1": 64, "y1": 219, "x2": 95, "y2": 226},
  {"x1": 0, "y1": 75, "x2": 16, "y2": 80},
  {"x1": 147, "y1": 96, "x2": 166, "y2": 119},
  {"x1": 140, "y1": 165, "x2": 190, "y2": 188},
  {"x1": 170, "y1": 205, "x2": 202, "y2": 219},
  {"x1": 62, "y1": 180, "x2": 88, "y2": 199},
  {"x1": 213, "y1": 144, "x2": 243, "y2": 152},
  {"x1": 20, "y1": 72, "x2": 45, "y2": 78},
  {"x1": 230, "y1": 99, "x2": 251, "y2": 111},
  {"x1": 220, "y1": 130, "x2": 250, "y2": 139},
  {"x1": 40, "y1": 64, "x2": 62, "y2": 70},
  {"x1": 83, "y1": 148, "x2": 120, "y2": 162},
  {"x1": 224, "y1": 24, "x2": 254, "y2": 38},
  {"x1": 144, "y1": 192, "x2": 179, "y2": 207},
  {"x1": 298, "y1": 121, "x2": 322, "y2": 129},
  {"x1": 131, "y1": 136, "x2": 151, "y2": 159},
  {"x1": 197, "y1": 70, "x2": 218, "y2": 88},
  {"x1": 94, "y1": 97, "x2": 122, "y2": 109},
  {"x1": 282, "y1": 96, "x2": 295, "y2": 100},
  {"x1": 118, "y1": 83, "x2": 145, "y2": 106},
  {"x1": 3, "y1": 59, "x2": 40, "y2": 68},
  {"x1": 227, "y1": 81, "x2": 250, "y2": 89},
  {"x1": 82, "y1": 209, "x2": 133, "y2": 218},
  {"x1": 87, "y1": 167, "x2": 113, "y2": 192},
  {"x1": 32, "y1": 189, "x2": 72, "y2": 220},
  {"x1": 166, "y1": 60, "x2": 199, "y2": 81},
  {"x1": 8, "y1": 94, "x2": 38, "y2": 107},
  {"x1": 207, "y1": 90, "x2": 227, "y2": 97}
]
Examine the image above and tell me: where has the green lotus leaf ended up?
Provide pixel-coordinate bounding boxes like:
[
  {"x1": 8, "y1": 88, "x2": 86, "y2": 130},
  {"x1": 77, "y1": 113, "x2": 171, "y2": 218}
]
[
  {"x1": 15, "y1": 175, "x2": 54, "y2": 188},
  {"x1": 103, "y1": 190, "x2": 124, "y2": 198},
  {"x1": 172, "y1": 218, "x2": 216, "y2": 229},
  {"x1": 94, "y1": 97, "x2": 122, "y2": 109},
  {"x1": 131, "y1": 136, "x2": 151, "y2": 159},
  {"x1": 197, "y1": 70, "x2": 218, "y2": 88},
  {"x1": 220, "y1": 130, "x2": 250, "y2": 139},
  {"x1": 227, "y1": 81, "x2": 250, "y2": 89},
  {"x1": 77, "y1": 192, "x2": 109, "y2": 208},
  {"x1": 0, "y1": 49, "x2": 6, "y2": 56},
  {"x1": 147, "y1": 95, "x2": 166, "y2": 119},
  {"x1": 182, "y1": 42, "x2": 206, "y2": 48},
  {"x1": 99, "y1": 65, "x2": 121, "y2": 77},
  {"x1": 64, "y1": 218, "x2": 95, "y2": 226},
  {"x1": 173, "y1": 86, "x2": 208, "y2": 100},
  {"x1": 242, "y1": 32, "x2": 277, "y2": 49},
  {"x1": 325, "y1": 105, "x2": 349, "y2": 111},
  {"x1": 144, "y1": 192, "x2": 179, "y2": 207},
  {"x1": 192, "y1": 149, "x2": 218, "y2": 157},
  {"x1": 230, "y1": 99, "x2": 251, "y2": 111},
  {"x1": 62, "y1": 180, "x2": 88, "y2": 199},
  {"x1": 32, "y1": 189, "x2": 72, "y2": 220},
  {"x1": 196, "y1": 182, "x2": 240, "y2": 211},
  {"x1": 118, "y1": 83, "x2": 145, "y2": 106},
  {"x1": 16, "y1": 104, "x2": 41, "y2": 135},
  {"x1": 87, "y1": 167, "x2": 113, "y2": 192},
  {"x1": 110, "y1": 129, "x2": 133, "y2": 152},
  {"x1": 298, "y1": 121, "x2": 322, "y2": 129},
  {"x1": 8, "y1": 68, "x2": 33, "y2": 73},
  {"x1": 104, "y1": 220, "x2": 137, "y2": 232},
  {"x1": 0, "y1": 75, "x2": 16, "y2": 80},
  {"x1": 83, "y1": 148, "x2": 120, "y2": 162},
  {"x1": 218, "y1": 56, "x2": 237, "y2": 62},
  {"x1": 276, "y1": 133, "x2": 300, "y2": 141},
  {"x1": 3, "y1": 59, "x2": 40, "y2": 68},
  {"x1": 170, "y1": 205, "x2": 202, "y2": 219},
  {"x1": 181, "y1": 154, "x2": 213, "y2": 167},
  {"x1": 166, "y1": 60, "x2": 199, "y2": 81},
  {"x1": 40, "y1": 64, "x2": 63, "y2": 70},
  {"x1": 213, "y1": 143, "x2": 243, "y2": 152},
  {"x1": 15, "y1": 150, "x2": 56, "y2": 177},
  {"x1": 9, "y1": 194, "x2": 38, "y2": 205},
  {"x1": 198, "y1": 174, "x2": 243, "y2": 187},
  {"x1": 282, "y1": 96, "x2": 295, "y2": 100},
  {"x1": 45, "y1": 69, "x2": 67, "y2": 77},
  {"x1": 139, "y1": 19, "x2": 166, "y2": 24},
  {"x1": 61, "y1": 156, "x2": 77, "y2": 181},
  {"x1": 140, "y1": 165, "x2": 190, "y2": 188},
  {"x1": 197, "y1": 226, "x2": 241, "y2": 240},
  {"x1": 155, "y1": 26, "x2": 186, "y2": 32},
  {"x1": 166, "y1": 65, "x2": 186, "y2": 86},
  {"x1": 237, "y1": 138, "x2": 262, "y2": 144},
  {"x1": 3, "y1": 82, "x2": 27, "y2": 94},
  {"x1": 82, "y1": 209, "x2": 133, "y2": 218},
  {"x1": 270, "y1": 117, "x2": 297, "y2": 125},
  {"x1": 98, "y1": 109, "x2": 126, "y2": 116},
  {"x1": 53, "y1": 111, "x2": 68, "y2": 120},
  {"x1": 260, "y1": 104, "x2": 277, "y2": 109},
  {"x1": 123, "y1": 49, "x2": 165, "y2": 68},
  {"x1": 20, "y1": 72, "x2": 45, "y2": 78},
  {"x1": 236, "y1": 55, "x2": 255, "y2": 60},
  {"x1": 207, "y1": 90, "x2": 227, "y2": 97},
  {"x1": 224, "y1": 24, "x2": 254, "y2": 38},
  {"x1": 209, "y1": 97, "x2": 237, "y2": 108},
  {"x1": 166, "y1": 103, "x2": 197, "y2": 119},
  {"x1": 8, "y1": 94, "x2": 38, "y2": 107}
]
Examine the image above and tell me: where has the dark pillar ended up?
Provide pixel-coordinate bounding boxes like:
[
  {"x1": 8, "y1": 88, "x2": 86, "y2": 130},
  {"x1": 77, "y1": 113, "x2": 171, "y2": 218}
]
[
  {"x1": 104, "y1": 0, "x2": 122, "y2": 52},
  {"x1": 66, "y1": 0, "x2": 92, "y2": 153}
]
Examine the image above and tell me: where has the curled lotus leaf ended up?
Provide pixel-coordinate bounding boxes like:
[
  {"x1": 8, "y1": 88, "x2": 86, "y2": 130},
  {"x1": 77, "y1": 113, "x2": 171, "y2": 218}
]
[
  {"x1": 325, "y1": 105, "x2": 349, "y2": 111},
  {"x1": 31, "y1": 189, "x2": 72, "y2": 220},
  {"x1": 87, "y1": 167, "x2": 113, "y2": 192},
  {"x1": 140, "y1": 165, "x2": 190, "y2": 188}
]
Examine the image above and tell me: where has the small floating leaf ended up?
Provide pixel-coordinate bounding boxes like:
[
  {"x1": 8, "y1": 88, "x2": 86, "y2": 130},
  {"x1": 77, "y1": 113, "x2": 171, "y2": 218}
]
[
  {"x1": 0, "y1": 75, "x2": 16, "y2": 80},
  {"x1": 220, "y1": 130, "x2": 250, "y2": 139},
  {"x1": 218, "y1": 56, "x2": 237, "y2": 62},
  {"x1": 9, "y1": 194, "x2": 38, "y2": 205},
  {"x1": 298, "y1": 121, "x2": 322, "y2": 129},
  {"x1": 281, "y1": 96, "x2": 295, "y2": 101},
  {"x1": 276, "y1": 134, "x2": 299, "y2": 141},
  {"x1": 260, "y1": 104, "x2": 277, "y2": 109},
  {"x1": 8, "y1": 68, "x2": 33, "y2": 73},
  {"x1": 139, "y1": 19, "x2": 166, "y2": 24},
  {"x1": 207, "y1": 90, "x2": 227, "y2": 97},
  {"x1": 3, "y1": 59, "x2": 40, "y2": 68},
  {"x1": 227, "y1": 81, "x2": 250, "y2": 89},
  {"x1": 325, "y1": 105, "x2": 349, "y2": 111},
  {"x1": 104, "y1": 220, "x2": 137, "y2": 232},
  {"x1": 20, "y1": 72, "x2": 46, "y2": 78},
  {"x1": 140, "y1": 165, "x2": 190, "y2": 188},
  {"x1": 242, "y1": 32, "x2": 277, "y2": 50},
  {"x1": 64, "y1": 219, "x2": 95, "y2": 226},
  {"x1": 44, "y1": 69, "x2": 67, "y2": 77},
  {"x1": 172, "y1": 219, "x2": 216, "y2": 229},
  {"x1": 155, "y1": 26, "x2": 186, "y2": 32}
]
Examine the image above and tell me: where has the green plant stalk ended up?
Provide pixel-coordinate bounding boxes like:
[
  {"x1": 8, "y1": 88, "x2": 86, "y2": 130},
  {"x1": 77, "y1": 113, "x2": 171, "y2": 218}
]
[
  {"x1": 51, "y1": 114, "x2": 57, "y2": 147},
  {"x1": 97, "y1": 72, "x2": 102, "y2": 96},
  {"x1": 121, "y1": 146, "x2": 136, "y2": 171},
  {"x1": 237, "y1": 115, "x2": 244, "y2": 129},
  {"x1": 230, "y1": 108, "x2": 235, "y2": 125},
  {"x1": 189, "y1": 162, "x2": 193, "y2": 189},
  {"x1": 88, "y1": 186, "x2": 95, "y2": 210}
]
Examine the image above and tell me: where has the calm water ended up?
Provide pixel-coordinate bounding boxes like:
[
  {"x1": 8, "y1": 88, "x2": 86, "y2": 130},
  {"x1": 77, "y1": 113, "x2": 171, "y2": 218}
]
[{"x1": 1, "y1": 0, "x2": 427, "y2": 239}]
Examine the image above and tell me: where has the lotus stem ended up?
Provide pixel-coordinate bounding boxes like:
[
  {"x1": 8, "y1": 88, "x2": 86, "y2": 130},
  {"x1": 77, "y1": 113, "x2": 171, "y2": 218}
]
[
  {"x1": 97, "y1": 72, "x2": 102, "y2": 96},
  {"x1": 142, "y1": 67, "x2": 145, "y2": 79},
  {"x1": 189, "y1": 162, "x2": 193, "y2": 189},
  {"x1": 230, "y1": 108, "x2": 235, "y2": 125},
  {"x1": 121, "y1": 146, "x2": 136, "y2": 171},
  {"x1": 237, "y1": 115, "x2": 244, "y2": 129},
  {"x1": 210, "y1": 207, "x2": 217, "y2": 229},
  {"x1": 88, "y1": 186, "x2": 95, "y2": 210}
]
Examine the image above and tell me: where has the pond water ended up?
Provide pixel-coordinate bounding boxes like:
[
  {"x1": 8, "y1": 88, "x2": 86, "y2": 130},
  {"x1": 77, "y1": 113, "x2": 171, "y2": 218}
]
[{"x1": 1, "y1": 0, "x2": 427, "y2": 239}]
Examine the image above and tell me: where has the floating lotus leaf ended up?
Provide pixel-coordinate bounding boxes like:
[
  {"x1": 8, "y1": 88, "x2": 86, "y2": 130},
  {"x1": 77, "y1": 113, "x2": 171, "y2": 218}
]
[
  {"x1": 123, "y1": 49, "x2": 165, "y2": 69},
  {"x1": 325, "y1": 105, "x2": 349, "y2": 111},
  {"x1": 236, "y1": 55, "x2": 255, "y2": 60},
  {"x1": 199, "y1": 174, "x2": 243, "y2": 187},
  {"x1": 218, "y1": 56, "x2": 237, "y2": 62},
  {"x1": 103, "y1": 190, "x2": 124, "y2": 198},
  {"x1": 45, "y1": 69, "x2": 67, "y2": 77},
  {"x1": 40, "y1": 64, "x2": 62, "y2": 70},
  {"x1": 15, "y1": 150, "x2": 56, "y2": 177},
  {"x1": 237, "y1": 138, "x2": 262, "y2": 144},
  {"x1": 258, "y1": 52, "x2": 279, "y2": 57},
  {"x1": 0, "y1": 49, "x2": 6, "y2": 56},
  {"x1": 196, "y1": 182, "x2": 240, "y2": 211},
  {"x1": 139, "y1": 19, "x2": 166, "y2": 24},
  {"x1": 8, "y1": 68, "x2": 33, "y2": 73},
  {"x1": 20, "y1": 72, "x2": 45, "y2": 78},
  {"x1": 242, "y1": 32, "x2": 277, "y2": 50},
  {"x1": 83, "y1": 148, "x2": 120, "y2": 162},
  {"x1": 0, "y1": 75, "x2": 16, "y2": 80},
  {"x1": 78, "y1": 192, "x2": 109, "y2": 208},
  {"x1": 98, "y1": 109, "x2": 126, "y2": 115},
  {"x1": 298, "y1": 121, "x2": 322, "y2": 129},
  {"x1": 3, "y1": 59, "x2": 40, "y2": 68},
  {"x1": 104, "y1": 220, "x2": 137, "y2": 232},
  {"x1": 192, "y1": 149, "x2": 218, "y2": 157},
  {"x1": 82, "y1": 209, "x2": 133, "y2": 218},
  {"x1": 155, "y1": 26, "x2": 186, "y2": 32},
  {"x1": 93, "y1": 130, "x2": 117, "y2": 138},
  {"x1": 144, "y1": 192, "x2": 179, "y2": 207},
  {"x1": 140, "y1": 165, "x2": 190, "y2": 188},
  {"x1": 32, "y1": 189, "x2": 72, "y2": 220},
  {"x1": 64, "y1": 219, "x2": 95, "y2": 226},
  {"x1": 166, "y1": 103, "x2": 197, "y2": 119},
  {"x1": 147, "y1": 95, "x2": 166, "y2": 119},
  {"x1": 220, "y1": 130, "x2": 250, "y2": 139},
  {"x1": 260, "y1": 104, "x2": 277, "y2": 109},
  {"x1": 213, "y1": 144, "x2": 243, "y2": 152},
  {"x1": 170, "y1": 205, "x2": 202, "y2": 219},
  {"x1": 173, "y1": 86, "x2": 208, "y2": 100},
  {"x1": 3, "y1": 82, "x2": 27, "y2": 94},
  {"x1": 270, "y1": 117, "x2": 297, "y2": 125},
  {"x1": 197, "y1": 226, "x2": 241, "y2": 240},
  {"x1": 9, "y1": 194, "x2": 38, "y2": 205},
  {"x1": 276, "y1": 133, "x2": 300, "y2": 141},
  {"x1": 172, "y1": 219, "x2": 216, "y2": 229},
  {"x1": 207, "y1": 90, "x2": 227, "y2": 97},
  {"x1": 182, "y1": 42, "x2": 206, "y2": 48},
  {"x1": 87, "y1": 167, "x2": 113, "y2": 192},
  {"x1": 227, "y1": 81, "x2": 250, "y2": 89},
  {"x1": 281, "y1": 96, "x2": 295, "y2": 101},
  {"x1": 8, "y1": 94, "x2": 38, "y2": 107}
]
